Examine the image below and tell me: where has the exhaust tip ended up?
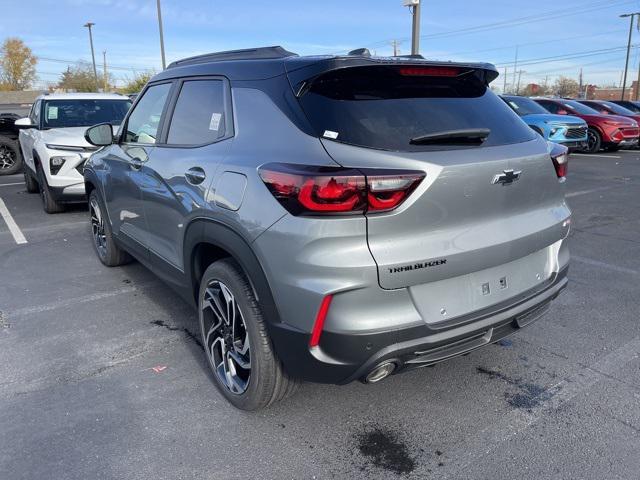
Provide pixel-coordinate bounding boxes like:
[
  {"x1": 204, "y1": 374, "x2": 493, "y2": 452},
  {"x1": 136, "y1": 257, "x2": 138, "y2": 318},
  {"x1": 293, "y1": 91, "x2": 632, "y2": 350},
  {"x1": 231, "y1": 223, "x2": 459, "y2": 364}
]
[{"x1": 364, "y1": 362, "x2": 396, "y2": 384}]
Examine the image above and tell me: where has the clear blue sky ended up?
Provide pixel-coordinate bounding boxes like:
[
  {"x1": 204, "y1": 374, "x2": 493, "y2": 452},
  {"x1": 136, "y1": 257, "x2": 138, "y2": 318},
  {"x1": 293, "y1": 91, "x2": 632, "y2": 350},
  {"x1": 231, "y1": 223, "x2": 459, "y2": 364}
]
[{"x1": 2, "y1": 0, "x2": 640, "y2": 90}]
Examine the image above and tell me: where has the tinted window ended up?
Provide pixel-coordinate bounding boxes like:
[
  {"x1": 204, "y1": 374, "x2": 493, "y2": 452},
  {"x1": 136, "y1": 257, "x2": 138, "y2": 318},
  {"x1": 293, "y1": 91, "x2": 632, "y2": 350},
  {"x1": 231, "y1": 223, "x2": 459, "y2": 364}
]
[
  {"x1": 298, "y1": 66, "x2": 535, "y2": 151},
  {"x1": 167, "y1": 79, "x2": 226, "y2": 145},
  {"x1": 615, "y1": 101, "x2": 640, "y2": 113},
  {"x1": 42, "y1": 99, "x2": 131, "y2": 129},
  {"x1": 600, "y1": 101, "x2": 634, "y2": 115},
  {"x1": 561, "y1": 100, "x2": 598, "y2": 115},
  {"x1": 502, "y1": 96, "x2": 549, "y2": 116},
  {"x1": 124, "y1": 83, "x2": 171, "y2": 144},
  {"x1": 536, "y1": 100, "x2": 560, "y2": 114}
]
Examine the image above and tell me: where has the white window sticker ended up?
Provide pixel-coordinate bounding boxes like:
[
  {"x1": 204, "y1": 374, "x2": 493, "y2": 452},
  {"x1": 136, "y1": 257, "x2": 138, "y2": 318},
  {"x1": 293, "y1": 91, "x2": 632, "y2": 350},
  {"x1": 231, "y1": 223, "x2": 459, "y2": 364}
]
[
  {"x1": 323, "y1": 130, "x2": 339, "y2": 139},
  {"x1": 48, "y1": 106, "x2": 58, "y2": 120},
  {"x1": 209, "y1": 112, "x2": 222, "y2": 131}
]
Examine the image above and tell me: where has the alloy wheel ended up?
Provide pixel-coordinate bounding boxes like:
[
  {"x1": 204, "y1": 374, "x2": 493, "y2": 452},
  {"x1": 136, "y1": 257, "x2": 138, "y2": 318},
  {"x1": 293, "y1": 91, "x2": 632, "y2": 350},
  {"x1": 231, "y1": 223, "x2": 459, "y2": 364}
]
[
  {"x1": 90, "y1": 197, "x2": 107, "y2": 257},
  {"x1": 0, "y1": 144, "x2": 16, "y2": 171},
  {"x1": 202, "y1": 280, "x2": 251, "y2": 394},
  {"x1": 586, "y1": 130, "x2": 598, "y2": 152}
]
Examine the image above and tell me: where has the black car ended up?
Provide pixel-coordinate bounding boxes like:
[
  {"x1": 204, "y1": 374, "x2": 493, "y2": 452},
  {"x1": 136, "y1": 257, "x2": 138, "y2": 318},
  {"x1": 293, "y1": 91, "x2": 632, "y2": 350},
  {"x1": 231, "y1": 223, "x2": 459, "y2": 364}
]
[{"x1": 0, "y1": 112, "x2": 23, "y2": 176}]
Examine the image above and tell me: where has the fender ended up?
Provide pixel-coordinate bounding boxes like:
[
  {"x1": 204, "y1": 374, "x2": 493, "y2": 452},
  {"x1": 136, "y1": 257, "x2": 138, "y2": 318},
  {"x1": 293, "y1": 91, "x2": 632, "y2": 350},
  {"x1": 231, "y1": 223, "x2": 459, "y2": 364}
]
[{"x1": 183, "y1": 218, "x2": 283, "y2": 327}]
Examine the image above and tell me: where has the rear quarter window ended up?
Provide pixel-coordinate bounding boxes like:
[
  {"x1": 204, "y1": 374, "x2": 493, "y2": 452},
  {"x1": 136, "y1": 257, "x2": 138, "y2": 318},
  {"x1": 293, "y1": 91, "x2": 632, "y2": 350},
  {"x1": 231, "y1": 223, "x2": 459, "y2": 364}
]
[{"x1": 297, "y1": 66, "x2": 536, "y2": 151}]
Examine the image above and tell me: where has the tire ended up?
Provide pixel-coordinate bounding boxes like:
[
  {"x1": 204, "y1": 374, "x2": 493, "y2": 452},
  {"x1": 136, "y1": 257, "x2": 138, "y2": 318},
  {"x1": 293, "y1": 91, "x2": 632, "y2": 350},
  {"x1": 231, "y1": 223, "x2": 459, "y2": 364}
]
[
  {"x1": 584, "y1": 128, "x2": 602, "y2": 153},
  {"x1": 198, "y1": 258, "x2": 299, "y2": 410},
  {"x1": 88, "y1": 190, "x2": 132, "y2": 267},
  {"x1": 0, "y1": 137, "x2": 22, "y2": 176},
  {"x1": 23, "y1": 164, "x2": 38, "y2": 193},
  {"x1": 36, "y1": 165, "x2": 65, "y2": 213}
]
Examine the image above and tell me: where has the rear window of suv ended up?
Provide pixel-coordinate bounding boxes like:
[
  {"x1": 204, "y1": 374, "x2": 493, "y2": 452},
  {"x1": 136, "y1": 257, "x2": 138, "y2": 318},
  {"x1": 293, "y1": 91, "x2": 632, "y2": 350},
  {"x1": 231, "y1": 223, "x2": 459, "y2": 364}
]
[{"x1": 297, "y1": 65, "x2": 536, "y2": 151}]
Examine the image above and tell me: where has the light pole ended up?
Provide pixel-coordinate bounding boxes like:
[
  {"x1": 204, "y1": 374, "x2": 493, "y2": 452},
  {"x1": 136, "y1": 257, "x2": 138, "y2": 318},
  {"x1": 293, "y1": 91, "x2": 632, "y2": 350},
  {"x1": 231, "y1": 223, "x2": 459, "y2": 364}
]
[
  {"x1": 83, "y1": 22, "x2": 99, "y2": 91},
  {"x1": 403, "y1": 0, "x2": 421, "y2": 56},
  {"x1": 620, "y1": 12, "x2": 640, "y2": 101},
  {"x1": 156, "y1": 0, "x2": 167, "y2": 69}
]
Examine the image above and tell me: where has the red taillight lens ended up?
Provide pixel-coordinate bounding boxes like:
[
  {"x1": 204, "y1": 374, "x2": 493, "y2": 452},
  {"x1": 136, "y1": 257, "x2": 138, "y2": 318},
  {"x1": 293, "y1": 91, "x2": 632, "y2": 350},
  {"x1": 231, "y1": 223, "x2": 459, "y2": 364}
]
[
  {"x1": 549, "y1": 143, "x2": 569, "y2": 180},
  {"x1": 398, "y1": 66, "x2": 463, "y2": 77},
  {"x1": 259, "y1": 164, "x2": 425, "y2": 215}
]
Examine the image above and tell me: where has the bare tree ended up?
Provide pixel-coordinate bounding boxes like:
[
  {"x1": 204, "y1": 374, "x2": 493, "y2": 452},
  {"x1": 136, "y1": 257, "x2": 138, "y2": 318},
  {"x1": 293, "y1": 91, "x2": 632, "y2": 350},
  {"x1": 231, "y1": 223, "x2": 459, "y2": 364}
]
[
  {"x1": 0, "y1": 38, "x2": 37, "y2": 90},
  {"x1": 552, "y1": 76, "x2": 580, "y2": 98},
  {"x1": 57, "y1": 62, "x2": 109, "y2": 92}
]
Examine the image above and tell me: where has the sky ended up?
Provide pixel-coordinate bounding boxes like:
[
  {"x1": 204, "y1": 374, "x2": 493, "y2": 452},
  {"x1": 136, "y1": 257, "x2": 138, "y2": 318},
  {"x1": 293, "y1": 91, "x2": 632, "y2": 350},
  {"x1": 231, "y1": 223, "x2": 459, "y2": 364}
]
[{"x1": 2, "y1": 0, "x2": 640, "y2": 91}]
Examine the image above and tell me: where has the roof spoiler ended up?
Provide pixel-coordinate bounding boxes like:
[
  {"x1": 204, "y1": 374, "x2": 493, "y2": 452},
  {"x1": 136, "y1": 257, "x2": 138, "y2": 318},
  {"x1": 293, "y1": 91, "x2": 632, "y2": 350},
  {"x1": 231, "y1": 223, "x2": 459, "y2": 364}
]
[{"x1": 167, "y1": 46, "x2": 298, "y2": 69}]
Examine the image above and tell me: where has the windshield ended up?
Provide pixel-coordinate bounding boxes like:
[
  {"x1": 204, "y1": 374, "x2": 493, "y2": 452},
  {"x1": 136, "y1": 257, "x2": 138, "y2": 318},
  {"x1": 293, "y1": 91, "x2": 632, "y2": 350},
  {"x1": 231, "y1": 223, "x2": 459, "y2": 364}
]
[
  {"x1": 42, "y1": 99, "x2": 132, "y2": 129},
  {"x1": 562, "y1": 100, "x2": 599, "y2": 115},
  {"x1": 601, "y1": 101, "x2": 635, "y2": 115},
  {"x1": 297, "y1": 65, "x2": 535, "y2": 151},
  {"x1": 502, "y1": 96, "x2": 549, "y2": 116}
]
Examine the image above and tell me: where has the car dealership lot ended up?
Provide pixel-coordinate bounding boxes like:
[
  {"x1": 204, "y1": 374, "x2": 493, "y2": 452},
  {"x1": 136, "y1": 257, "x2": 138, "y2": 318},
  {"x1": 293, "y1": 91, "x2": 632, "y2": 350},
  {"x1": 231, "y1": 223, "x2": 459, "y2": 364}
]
[{"x1": 0, "y1": 152, "x2": 639, "y2": 479}]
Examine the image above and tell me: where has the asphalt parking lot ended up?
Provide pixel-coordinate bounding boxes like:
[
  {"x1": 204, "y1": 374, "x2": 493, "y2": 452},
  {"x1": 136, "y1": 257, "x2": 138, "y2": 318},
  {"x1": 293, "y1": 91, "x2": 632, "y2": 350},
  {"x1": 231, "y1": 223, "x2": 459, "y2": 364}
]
[{"x1": 1, "y1": 151, "x2": 639, "y2": 480}]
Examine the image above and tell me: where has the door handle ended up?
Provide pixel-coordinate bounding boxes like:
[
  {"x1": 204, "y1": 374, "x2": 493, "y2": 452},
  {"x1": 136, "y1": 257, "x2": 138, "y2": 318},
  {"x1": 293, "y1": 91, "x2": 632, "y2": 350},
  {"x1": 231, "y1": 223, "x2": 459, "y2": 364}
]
[
  {"x1": 129, "y1": 157, "x2": 144, "y2": 170},
  {"x1": 185, "y1": 167, "x2": 206, "y2": 185}
]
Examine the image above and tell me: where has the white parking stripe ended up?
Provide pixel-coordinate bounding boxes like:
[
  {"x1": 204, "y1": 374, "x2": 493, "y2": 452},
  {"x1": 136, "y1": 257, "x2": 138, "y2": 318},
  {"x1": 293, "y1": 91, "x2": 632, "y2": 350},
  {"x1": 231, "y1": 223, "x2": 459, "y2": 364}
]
[
  {"x1": 571, "y1": 153, "x2": 621, "y2": 159},
  {"x1": 0, "y1": 197, "x2": 27, "y2": 244},
  {"x1": 572, "y1": 255, "x2": 639, "y2": 276},
  {"x1": 0, "y1": 182, "x2": 25, "y2": 187},
  {"x1": 566, "y1": 187, "x2": 612, "y2": 198}
]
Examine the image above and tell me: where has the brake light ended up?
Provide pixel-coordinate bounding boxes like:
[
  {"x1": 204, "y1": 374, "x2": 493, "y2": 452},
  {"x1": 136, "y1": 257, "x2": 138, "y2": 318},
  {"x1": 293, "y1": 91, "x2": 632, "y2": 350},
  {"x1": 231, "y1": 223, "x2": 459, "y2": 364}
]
[
  {"x1": 549, "y1": 143, "x2": 568, "y2": 181},
  {"x1": 258, "y1": 163, "x2": 424, "y2": 215},
  {"x1": 399, "y1": 66, "x2": 463, "y2": 77}
]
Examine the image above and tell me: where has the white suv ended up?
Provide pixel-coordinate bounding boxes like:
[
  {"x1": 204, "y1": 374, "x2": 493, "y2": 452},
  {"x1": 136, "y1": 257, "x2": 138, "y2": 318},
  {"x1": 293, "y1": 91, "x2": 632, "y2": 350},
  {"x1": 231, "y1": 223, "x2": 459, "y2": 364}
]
[{"x1": 17, "y1": 93, "x2": 131, "y2": 213}]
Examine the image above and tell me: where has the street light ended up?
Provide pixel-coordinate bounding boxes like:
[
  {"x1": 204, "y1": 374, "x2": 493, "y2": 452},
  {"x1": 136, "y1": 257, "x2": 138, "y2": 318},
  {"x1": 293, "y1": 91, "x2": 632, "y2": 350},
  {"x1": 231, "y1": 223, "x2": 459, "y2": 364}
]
[
  {"x1": 83, "y1": 22, "x2": 99, "y2": 91},
  {"x1": 156, "y1": 0, "x2": 167, "y2": 70},
  {"x1": 403, "y1": 0, "x2": 421, "y2": 56},
  {"x1": 619, "y1": 12, "x2": 640, "y2": 101}
]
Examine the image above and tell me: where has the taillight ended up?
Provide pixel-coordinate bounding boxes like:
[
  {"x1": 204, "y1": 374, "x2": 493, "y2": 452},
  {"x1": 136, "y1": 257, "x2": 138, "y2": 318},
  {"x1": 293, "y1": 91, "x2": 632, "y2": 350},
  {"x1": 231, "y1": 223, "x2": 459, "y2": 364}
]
[
  {"x1": 258, "y1": 163, "x2": 424, "y2": 215},
  {"x1": 549, "y1": 143, "x2": 568, "y2": 181}
]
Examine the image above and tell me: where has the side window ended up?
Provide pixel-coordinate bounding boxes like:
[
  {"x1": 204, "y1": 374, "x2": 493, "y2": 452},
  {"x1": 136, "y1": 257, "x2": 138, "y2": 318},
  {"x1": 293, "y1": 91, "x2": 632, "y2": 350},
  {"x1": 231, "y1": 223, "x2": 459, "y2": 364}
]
[
  {"x1": 124, "y1": 83, "x2": 171, "y2": 144},
  {"x1": 167, "y1": 79, "x2": 226, "y2": 145},
  {"x1": 540, "y1": 101, "x2": 558, "y2": 114}
]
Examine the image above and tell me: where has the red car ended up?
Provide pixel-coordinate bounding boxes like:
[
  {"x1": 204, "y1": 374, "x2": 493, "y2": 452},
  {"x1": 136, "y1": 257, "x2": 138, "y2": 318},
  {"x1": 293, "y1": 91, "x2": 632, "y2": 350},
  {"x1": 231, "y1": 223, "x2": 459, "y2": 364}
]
[
  {"x1": 578, "y1": 99, "x2": 640, "y2": 125},
  {"x1": 534, "y1": 98, "x2": 639, "y2": 153}
]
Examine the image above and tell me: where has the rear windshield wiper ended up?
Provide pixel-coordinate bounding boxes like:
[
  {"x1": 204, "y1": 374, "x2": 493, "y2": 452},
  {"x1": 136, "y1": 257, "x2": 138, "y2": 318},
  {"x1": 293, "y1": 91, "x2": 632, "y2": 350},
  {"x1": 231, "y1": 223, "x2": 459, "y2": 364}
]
[{"x1": 409, "y1": 128, "x2": 491, "y2": 146}]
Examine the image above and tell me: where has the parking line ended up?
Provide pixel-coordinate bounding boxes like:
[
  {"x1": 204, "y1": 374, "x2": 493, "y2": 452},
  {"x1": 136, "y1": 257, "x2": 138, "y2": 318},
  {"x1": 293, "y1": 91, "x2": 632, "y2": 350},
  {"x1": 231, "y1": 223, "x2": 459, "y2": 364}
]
[
  {"x1": 572, "y1": 255, "x2": 639, "y2": 276},
  {"x1": 565, "y1": 186, "x2": 612, "y2": 198},
  {"x1": 0, "y1": 182, "x2": 25, "y2": 187},
  {"x1": 0, "y1": 197, "x2": 27, "y2": 244},
  {"x1": 571, "y1": 153, "x2": 621, "y2": 159}
]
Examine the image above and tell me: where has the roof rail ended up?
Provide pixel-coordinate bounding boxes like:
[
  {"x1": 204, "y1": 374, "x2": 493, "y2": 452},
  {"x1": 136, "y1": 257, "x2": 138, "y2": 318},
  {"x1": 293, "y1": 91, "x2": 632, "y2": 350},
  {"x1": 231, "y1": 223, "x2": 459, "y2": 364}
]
[{"x1": 167, "y1": 46, "x2": 298, "y2": 69}]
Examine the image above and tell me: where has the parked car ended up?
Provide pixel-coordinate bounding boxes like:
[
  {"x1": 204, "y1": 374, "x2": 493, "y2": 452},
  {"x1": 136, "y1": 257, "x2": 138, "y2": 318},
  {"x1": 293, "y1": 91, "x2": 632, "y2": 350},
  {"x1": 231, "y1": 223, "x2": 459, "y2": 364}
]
[
  {"x1": 534, "y1": 98, "x2": 639, "y2": 153},
  {"x1": 610, "y1": 99, "x2": 640, "y2": 113},
  {"x1": 0, "y1": 112, "x2": 23, "y2": 175},
  {"x1": 83, "y1": 46, "x2": 571, "y2": 410},
  {"x1": 16, "y1": 93, "x2": 131, "y2": 213},
  {"x1": 577, "y1": 99, "x2": 640, "y2": 128},
  {"x1": 501, "y1": 95, "x2": 587, "y2": 150}
]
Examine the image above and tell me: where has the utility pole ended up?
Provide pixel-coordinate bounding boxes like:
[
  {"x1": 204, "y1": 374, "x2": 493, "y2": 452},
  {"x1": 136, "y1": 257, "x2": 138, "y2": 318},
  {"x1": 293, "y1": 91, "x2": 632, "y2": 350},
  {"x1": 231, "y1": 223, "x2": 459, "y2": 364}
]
[
  {"x1": 403, "y1": 0, "x2": 421, "y2": 55},
  {"x1": 620, "y1": 12, "x2": 640, "y2": 100},
  {"x1": 636, "y1": 59, "x2": 640, "y2": 100},
  {"x1": 578, "y1": 68, "x2": 583, "y2": 99},
  {"x1": 503, "y1": 67, "x2": 507, "y2": 94},
  {"x1": 513, "y1": 46, "x2": 519, "y2": 92},
  {"x1": 156, "y1": 0, "x2": 167, "y2": 69},
  {"x1": 83, "y1": 22, "x2": 99, "y2": 91},
  {"x1": 102, "y1": 51, "x2": 108, "y2": 92},
  {"x1": 390, "y1": 40, "x2": 401, "y2": 57},
  {"x1": 516, "y1": 70, "x2": 524, "y2": 95}
]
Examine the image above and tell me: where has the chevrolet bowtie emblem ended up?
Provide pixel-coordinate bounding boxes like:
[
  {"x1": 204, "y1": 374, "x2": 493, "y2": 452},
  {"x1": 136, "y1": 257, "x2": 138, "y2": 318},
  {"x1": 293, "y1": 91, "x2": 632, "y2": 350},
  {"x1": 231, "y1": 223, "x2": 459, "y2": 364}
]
[{"x1": 492, "y1": 169, "x2": 522, "y2": 185}]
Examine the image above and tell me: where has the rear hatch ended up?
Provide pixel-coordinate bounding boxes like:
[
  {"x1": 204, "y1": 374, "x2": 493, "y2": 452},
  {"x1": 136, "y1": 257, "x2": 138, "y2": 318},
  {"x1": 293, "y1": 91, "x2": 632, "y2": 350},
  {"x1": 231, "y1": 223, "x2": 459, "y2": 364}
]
[{"x1": 291, "y1": 60, "x2": 570, "y2": 320}]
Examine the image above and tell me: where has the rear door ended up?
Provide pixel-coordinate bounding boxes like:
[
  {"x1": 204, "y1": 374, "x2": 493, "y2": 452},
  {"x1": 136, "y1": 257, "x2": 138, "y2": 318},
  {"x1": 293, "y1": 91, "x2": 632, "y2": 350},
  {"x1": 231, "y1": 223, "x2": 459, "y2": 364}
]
[{"x1": 296, "y1": 64, "x2": 571, "y2": 319}]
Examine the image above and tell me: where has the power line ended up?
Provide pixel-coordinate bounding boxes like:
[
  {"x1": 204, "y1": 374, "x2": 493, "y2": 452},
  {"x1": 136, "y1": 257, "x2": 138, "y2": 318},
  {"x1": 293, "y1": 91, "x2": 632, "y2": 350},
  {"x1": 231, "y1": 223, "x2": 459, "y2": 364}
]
[
  {"x1": 35, "y1": 56, "x2": 155, "y2": 72},
  {"x1": 495, "y1": 45, "x2": 637, "y2": 68}
]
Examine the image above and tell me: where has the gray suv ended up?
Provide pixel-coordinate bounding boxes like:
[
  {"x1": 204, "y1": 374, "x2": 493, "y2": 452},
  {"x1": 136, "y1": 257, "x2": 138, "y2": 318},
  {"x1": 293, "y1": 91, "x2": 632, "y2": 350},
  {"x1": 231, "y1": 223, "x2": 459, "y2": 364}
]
[{"x1": 84, "y1": 46, "x2": 571, "y2": 410}]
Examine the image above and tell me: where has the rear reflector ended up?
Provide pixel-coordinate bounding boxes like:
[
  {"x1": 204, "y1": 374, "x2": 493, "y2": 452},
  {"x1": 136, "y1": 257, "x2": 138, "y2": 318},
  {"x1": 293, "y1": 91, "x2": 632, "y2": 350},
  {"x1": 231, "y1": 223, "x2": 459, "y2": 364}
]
[
  {"x1": 310, "y1": 295, "x2": 333, "y2": 347},
  {"x1": 398, "y1": 66, "x2": 463, "y2": 77},
  {"x1": 549, "y1": 142, "x2": 569, "y2": 180},
  {"x1": 259, "y1": 163, "x2": 424, "y2": 215}
]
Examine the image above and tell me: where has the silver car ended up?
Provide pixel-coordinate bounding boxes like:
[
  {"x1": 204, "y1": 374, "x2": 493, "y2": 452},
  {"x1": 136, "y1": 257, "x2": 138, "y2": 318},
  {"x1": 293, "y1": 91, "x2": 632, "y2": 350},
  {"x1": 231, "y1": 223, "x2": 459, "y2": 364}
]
[{"x1": 83, "y1": 47, "x2": 571, "y2": 410}]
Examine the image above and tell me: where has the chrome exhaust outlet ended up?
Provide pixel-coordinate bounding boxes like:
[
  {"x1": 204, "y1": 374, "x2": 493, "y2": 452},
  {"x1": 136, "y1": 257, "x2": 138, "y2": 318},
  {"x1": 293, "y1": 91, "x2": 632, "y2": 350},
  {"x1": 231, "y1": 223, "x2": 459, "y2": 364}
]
[{"x1": 364, "y1": 361, "x2": 396, "y2": 384}]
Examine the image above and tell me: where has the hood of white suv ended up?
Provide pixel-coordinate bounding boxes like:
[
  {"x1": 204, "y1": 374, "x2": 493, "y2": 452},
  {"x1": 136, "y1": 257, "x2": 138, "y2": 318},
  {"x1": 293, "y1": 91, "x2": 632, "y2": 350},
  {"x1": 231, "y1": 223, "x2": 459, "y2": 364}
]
[{"x1": 42, "y1": 125, "x2": 119, "y2": 150}]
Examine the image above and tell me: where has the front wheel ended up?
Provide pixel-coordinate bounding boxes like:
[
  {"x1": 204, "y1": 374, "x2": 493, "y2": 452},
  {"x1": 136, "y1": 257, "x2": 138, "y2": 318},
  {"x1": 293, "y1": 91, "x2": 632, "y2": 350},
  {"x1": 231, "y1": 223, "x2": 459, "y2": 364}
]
[
  {"x1": 198, "y1": 259, "x2": 298, "y2": 410},
  {"x1": 584, "y1": 128, "x2": 602, "y2": 153},
  {"x1": 89, "y1": 190, "x2": 131, "y2": 266},
  {"x1": 37, "y1": 166, "x2": 65, "y2": 213},
  {"x1": 0, "y1": 138, "x2": 22, "y2": 176},
  {"x1": 24, "y1": 164, "x2": 38, "y2": 193}
]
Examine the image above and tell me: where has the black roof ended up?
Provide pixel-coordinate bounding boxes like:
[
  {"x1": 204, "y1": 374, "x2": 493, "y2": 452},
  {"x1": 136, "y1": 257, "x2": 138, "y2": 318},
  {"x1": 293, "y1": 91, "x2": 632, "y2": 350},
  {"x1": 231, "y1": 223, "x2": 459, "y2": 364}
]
[{"x1": 151, "y1": 45, "x2": 499, "y2": 84}]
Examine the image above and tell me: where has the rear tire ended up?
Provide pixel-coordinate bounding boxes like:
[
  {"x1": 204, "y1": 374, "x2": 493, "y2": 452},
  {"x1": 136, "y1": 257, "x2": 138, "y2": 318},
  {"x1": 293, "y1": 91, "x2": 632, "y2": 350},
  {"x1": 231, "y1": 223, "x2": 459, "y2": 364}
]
[
  {"x1": 89, "y1": 190, "x2": 132, "y2": 267},
  {"x1": 0, "y1": 137, "x2": 22, "y2": 176},
  {"x1": 198, "y1": 258, "x2": 299, "y2": 410},
  {"x1": 23, "y1": 164, "x2": 38, "y2": 193},
  {"x1": 584, "y1": 128, "x2": 602, "y2": 153},
  {"x1": 37, "y1": 166, "x2": 65, "y2": 214}
]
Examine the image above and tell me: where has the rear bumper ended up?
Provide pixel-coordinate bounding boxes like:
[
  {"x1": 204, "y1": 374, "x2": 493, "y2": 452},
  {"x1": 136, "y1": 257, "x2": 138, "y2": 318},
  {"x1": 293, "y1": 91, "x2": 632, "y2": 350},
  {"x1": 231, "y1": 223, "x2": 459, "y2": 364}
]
[{"x1": 271, "y1": 266, "x2": 568, "y2": 384}]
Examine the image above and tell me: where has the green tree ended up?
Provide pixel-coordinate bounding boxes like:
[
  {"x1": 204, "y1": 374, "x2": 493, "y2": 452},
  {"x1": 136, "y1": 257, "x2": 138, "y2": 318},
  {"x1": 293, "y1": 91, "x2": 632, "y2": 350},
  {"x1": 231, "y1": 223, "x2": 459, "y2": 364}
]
[
  {"x1": 57, "y1": 63, "x2": 100, "y2": 92},
  {"x1": 121, "y1": 71, "x2": 154, "y2": 94},
  {"x1": 0, "y1": 37, "x2": 37, "y2": 90}
]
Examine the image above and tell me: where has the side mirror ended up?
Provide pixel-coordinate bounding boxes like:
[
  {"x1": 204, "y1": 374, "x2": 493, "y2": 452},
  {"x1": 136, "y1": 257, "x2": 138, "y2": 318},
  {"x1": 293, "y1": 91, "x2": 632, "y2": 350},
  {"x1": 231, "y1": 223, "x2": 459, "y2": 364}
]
[
  {"x1": 85, "y1": 123, "x2": 114, "y2": 147},
  {"x1": 557, "y1": 109, "x2": 569, "y2": 115},
  {"x1": 14, "y1": 117, "x2": 35, "y2": 128}
]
